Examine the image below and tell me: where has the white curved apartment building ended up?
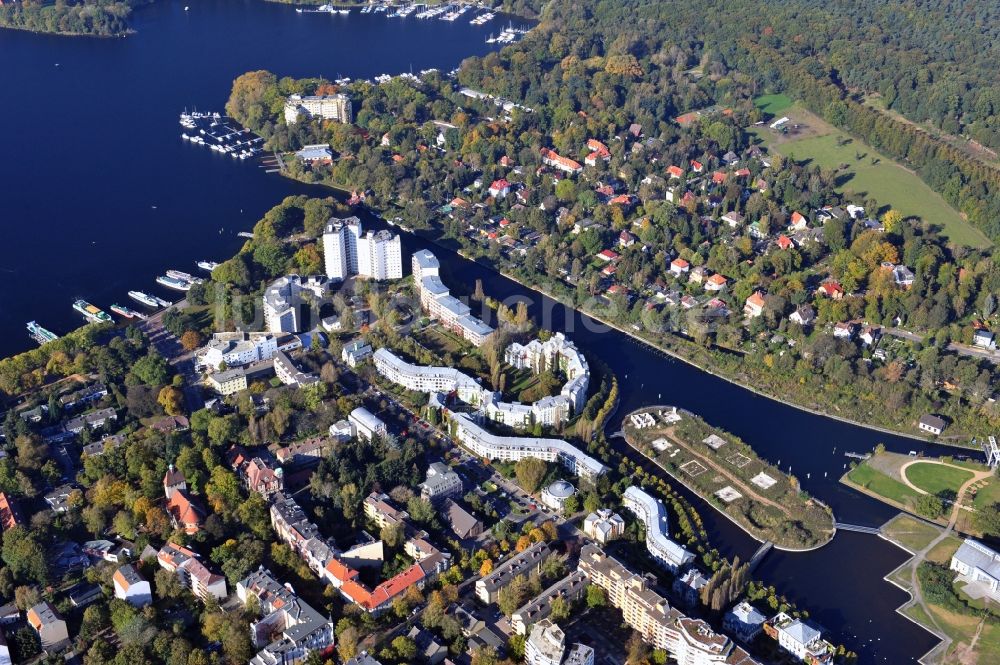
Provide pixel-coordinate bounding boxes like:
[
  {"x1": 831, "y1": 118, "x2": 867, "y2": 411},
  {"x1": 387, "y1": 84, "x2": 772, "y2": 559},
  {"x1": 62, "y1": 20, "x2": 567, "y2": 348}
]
[
  {"x1": 505, "y1": 332, "x2": 590, "y2": 414},
  {"x1": 623, "y1": 486, "x2": 694, "y2": 571},
  {"x1": 451, "y1": 412, "x2": 606, "y2": 480},
  {"x1": 374, "y1": 348, "x2": 572, "y2": 430},
  {"x1": 373, "y1": 348, "x2": 492, "y2": 405}
]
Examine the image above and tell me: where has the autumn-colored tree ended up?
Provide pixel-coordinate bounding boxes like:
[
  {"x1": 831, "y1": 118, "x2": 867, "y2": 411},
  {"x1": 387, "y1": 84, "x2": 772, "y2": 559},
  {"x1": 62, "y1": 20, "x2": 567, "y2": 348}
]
[
  {"x1": 180, "y1": 330, "x2": 203, "y2": 351},
  {"x1": 157, "y1": 386, "x2": 185, "y2": 416},
  {"x1": 515, "y1": 535, "x2": 531, "y2": 552},
  {"x1": 479, "y1": 558, "x2": 493, "y2": 576}
]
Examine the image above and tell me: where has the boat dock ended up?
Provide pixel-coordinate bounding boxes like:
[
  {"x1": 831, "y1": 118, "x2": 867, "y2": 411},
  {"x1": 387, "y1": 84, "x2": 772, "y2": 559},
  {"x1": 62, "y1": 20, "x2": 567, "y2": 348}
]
[{"x1": 844, "y1": 451, "x2": 871, "y2": 460}]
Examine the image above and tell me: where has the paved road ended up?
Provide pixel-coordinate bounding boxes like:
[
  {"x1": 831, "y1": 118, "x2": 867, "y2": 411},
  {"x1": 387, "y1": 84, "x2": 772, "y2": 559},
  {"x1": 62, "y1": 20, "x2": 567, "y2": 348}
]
[
  {"x1": 139, "y1": 299, "x2": 204, "y2": 413},
  {"x1": 885, "y1": 328, "x2": 1000, "y2": 364}
]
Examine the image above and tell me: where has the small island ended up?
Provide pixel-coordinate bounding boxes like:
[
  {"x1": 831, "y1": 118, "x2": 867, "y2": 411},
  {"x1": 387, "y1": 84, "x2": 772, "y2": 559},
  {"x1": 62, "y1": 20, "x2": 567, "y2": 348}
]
[
  {"x1": 622, "y1": 406, "x2": 835, "y2": 550},
  {"x1": 0, "y1": 0, "x2": 148, "y2": 38}
]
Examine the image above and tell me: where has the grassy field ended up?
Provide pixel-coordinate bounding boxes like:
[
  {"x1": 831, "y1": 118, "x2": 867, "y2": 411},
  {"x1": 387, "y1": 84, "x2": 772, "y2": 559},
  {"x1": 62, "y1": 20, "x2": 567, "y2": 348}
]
[
  {"x1": 881, "y1": 514, "x2": 941, "y2": 553},
  {"x1": 972, "y1": 477, "x2": 1000, "y2": 511},
  {"x1": 926, "y1": 535, "x2": 963, "y2": 565},
  {"x1": 845, "y1": 463, "x2": 921, "y2": 506},
  {"x1": 753, "y1": 93, "x2": 792, "y2": 117},
  {"x1": 904, "y1": 462, "x2": 975, "y2": 498},
  {"x1": 750, "y1": 104, "x2": 992, "y2": 248}
]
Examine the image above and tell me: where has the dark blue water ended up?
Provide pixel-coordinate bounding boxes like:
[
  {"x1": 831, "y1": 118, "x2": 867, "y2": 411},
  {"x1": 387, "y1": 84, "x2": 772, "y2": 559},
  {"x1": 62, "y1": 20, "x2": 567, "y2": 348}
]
[{"x1": 0, "y1": 1, "x2": 954, "y2": 662}]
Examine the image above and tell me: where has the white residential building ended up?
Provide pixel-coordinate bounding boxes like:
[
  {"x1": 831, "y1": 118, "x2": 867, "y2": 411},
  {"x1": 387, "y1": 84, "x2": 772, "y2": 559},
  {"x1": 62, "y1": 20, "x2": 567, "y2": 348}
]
[
  {"x1": 157, "y1": 543, "x2": 228, "y2": 602},
  {"x1": 505, "y1": 332, "x2": 590, "y2": 413},
  {"x1": 263, "y1": 275, "x2": 329, "y2": 333},
  {"x1": 451, "y1": 412, "x2": 606, "y2": 480},
  {"x1": 525, "y1": 620, "x2": 594, "y2": 665},
  {"x1": 323, "y1": 217, "x2": 402, "y2": 281},
  {"x1": 767, "y1": 613, "x2": 833, "y2": 664},
  {"x1": 375, "y1": 347, "x2": 574, "y2": 430},
  {"x1": 623, "y1": 486, "x2": 695, "y2": 571},
  {"x1": 238, "y1": 567, "x2": 335, "y2": 665},
  {"x1": 373, "y1": 348, "x2": 491, "y2": 404},
  {"x1": 199, "y1": 332, "x2": 278, "y2": 370},
  {"x1": 724, "y1": 602, "x2": 767, "y2": 643},
  {"x1": 583, "y1": 509, "x2": 625, "y2": 544},
  {"x1": 950, "y1": 538, "x2": 1000, "y2": 598},
  {"x1": 357, "y1": 230, "x2": 403, "y2": 280},
  {"x1": 578, "y1": 545, "x2": 758, "y2": 665},
  {"x1": 113, "y1": 564, "x2": 152, "y2": 608},
  {"x1": 342, "y1": 339, "x2": 373, "y2": 367},
  {"x1": 419, "y1": 462, "x2": 463, "y2": 502},
  {"x1": 350, "y1": 407, "x2": 387, "y2": 441},
  {"x1": 323, "y1": 216, "x2": 363, "y2": 280},
  {"x1": 411, "y1": 250, "x2": 494, "y2": 346},
  {"x1": 284, "y1": 93, "x2": 352, "y2": 125}
]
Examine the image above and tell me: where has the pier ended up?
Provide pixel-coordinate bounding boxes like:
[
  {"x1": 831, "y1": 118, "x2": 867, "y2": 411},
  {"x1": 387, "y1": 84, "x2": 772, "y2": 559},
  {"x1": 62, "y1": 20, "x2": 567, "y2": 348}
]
[{"x1": 844, "y1": 451, "x2": 871, "y2": 460}]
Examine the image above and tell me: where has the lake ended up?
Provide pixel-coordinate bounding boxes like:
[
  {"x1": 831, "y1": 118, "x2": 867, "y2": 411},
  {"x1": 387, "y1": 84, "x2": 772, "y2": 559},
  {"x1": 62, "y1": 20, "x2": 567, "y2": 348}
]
[
  {"x1": 0, "y1": 0, "x2": 510, "y2": 356},
  {"x1": 0, "y1": 1, "x2": 953, "y2": 662}
]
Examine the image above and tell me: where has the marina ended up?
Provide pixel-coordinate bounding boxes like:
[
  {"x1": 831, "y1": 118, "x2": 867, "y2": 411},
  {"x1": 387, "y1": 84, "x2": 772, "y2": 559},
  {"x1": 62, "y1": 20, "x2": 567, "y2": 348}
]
[{"x1": 180, "y1": 111, "x2": 264, "y2": 160}]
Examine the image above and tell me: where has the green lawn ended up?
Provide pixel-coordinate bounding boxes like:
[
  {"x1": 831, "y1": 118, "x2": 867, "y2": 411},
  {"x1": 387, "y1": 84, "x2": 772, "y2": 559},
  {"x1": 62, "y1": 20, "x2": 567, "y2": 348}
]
[
  {"x1": 903, "y1": 463, "x2": 974, "y2": 498},
  {"x1": 753, "y1": 93, "x2": 792, "y2": 118},
  {"x1": 881, "y1": 514, "x2": 941, "y2": 553},
  {"x1": 846, "y1": 463, "x2": 921, "y2": 505},
  {"x1": 753, "y1": 105, "x2": 992, "y2": 248},
  {"x1": 972, "y1": 476, "x2": 1000, "y2": 510}
]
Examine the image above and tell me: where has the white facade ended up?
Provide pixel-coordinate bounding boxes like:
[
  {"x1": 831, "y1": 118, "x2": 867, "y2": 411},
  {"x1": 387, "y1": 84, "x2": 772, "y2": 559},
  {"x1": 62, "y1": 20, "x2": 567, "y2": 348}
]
[
  {"x1": 769, "y1": 613, "x2": 831, "y2": 663},
  {"x1": 357, "y1": 230, "x2": 403, "y2": 280},
  {"x1": 200, "y1": 332, "x2": 278, "y2": 370},
  {"x1": 113, "y1": 564, "x2": 153, "y2": 608},
  {"x1": 505, "y1": 332, "x2": 590, "y2": 414},
  {"x1": 950, "y1": 538, "x2": 1000, "y2": 596},
  {"x1": 373, "y1": 348, "x2": 491, "y2": 404},
  {"x1": 526, "y1": 620, "x2": 594, "y2": 665},
  {"x1": 323, "y1": 217, "x2": 363, "y2": 280},
  {"x1": 263, "y1": 275, "x2": 329, "y2": 333},
  {"x1": 411, "y1": 250, "x2": 494, "y2": 346},
  {"x1": 324, "y1": 217, "x2": 401, "y2": 281},
  {"x1": 541, "y1": 480, "x2": 575, "y2": 511},
  {"x1": 284, "y1": 93, "x2": 352, "y2": 125},
  {"x1": 239, "y1": 567, "x2": 335, "y2": 665},
  {"x1": 583, "y1": 509, "x2": 625, "y2": 544},
  {"x1": 451, "y1": 412, "x2": 606, "y2": 480},
  {"x1": 623, "y1": 486, "x2": 695, "y2": 571},
  {"x1": 350, "y1": 407, "x2": 387, "y2": 441}
]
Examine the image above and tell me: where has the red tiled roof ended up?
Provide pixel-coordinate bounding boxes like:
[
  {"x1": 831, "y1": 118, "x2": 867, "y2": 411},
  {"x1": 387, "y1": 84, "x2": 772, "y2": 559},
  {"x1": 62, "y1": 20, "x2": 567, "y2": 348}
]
[
  {"x1": 667, "y1": 165, "x2": 684, "y2": 178},
  {"x1": 0, "y1": 493, "x2": 21, "y2": 531}
]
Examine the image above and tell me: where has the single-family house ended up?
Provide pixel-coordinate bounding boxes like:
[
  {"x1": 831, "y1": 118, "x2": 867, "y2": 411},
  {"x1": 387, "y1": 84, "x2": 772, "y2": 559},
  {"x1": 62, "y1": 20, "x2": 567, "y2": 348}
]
[
  {"x1": 918, "y1": 414, "x2": 946, "y2": 436},
  {"x1": 721, "y1": 211, "x2": 744, "y2": 228},
  {"x1": 113, "y1": 564, "x2": 153, "y2": 607},
  {"x1": 833, "y1": 322, "x2": 858, "y2": 340},
  {"x1": 973, "y1": 329, "x2": 997, "y2": 350},
  {"x1": 744, "y1": 292, "x2": 766, "y2": 318},
  {"x1": 27, "y1": 602, "x2": 69, "y2": 652},
  {"x1": 789, "y1": 305, "x2": 816, "y2": 327},
  {"x1": 789, "y1": 211, "x2": 808, "y2": 230},
  {"x1": 669, "y1": 258, "x2": 690, "y2": 277},
  {"x1": 705, "y1": 273, "x2": 728, "y2": 292},
  {"x1": 818, "y1": 281, "x2": 844, "y2": 300},
  {"x1": 488, "y1": 179, "x2": 511, "y2": 198}
]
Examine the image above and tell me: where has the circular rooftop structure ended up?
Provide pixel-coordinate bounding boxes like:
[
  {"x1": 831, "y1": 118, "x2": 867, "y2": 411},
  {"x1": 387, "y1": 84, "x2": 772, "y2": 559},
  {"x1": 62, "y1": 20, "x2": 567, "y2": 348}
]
[{"x1": 541, "y1": 480, "x2": 576, "y2": 510}]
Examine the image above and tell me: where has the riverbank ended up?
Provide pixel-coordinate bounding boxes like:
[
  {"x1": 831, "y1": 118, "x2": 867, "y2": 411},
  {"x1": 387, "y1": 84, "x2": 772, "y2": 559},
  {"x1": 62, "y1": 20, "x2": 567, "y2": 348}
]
[
  {"x1": 0, "y1": 0, "x2": 144, "y2": 38},
  {"x1": 620, "y1": 405, "x2": 835, "y2": 551}
]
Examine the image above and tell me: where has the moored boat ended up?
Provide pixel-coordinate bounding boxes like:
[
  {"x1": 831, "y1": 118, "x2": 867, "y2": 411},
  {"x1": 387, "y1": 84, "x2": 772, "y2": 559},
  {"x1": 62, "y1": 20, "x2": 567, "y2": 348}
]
[
  {"x1": 129, "y1": 290, "x2": 162, "y2": 307},
  {"x1": 26, "y1": 321, "x2": 59, "y2": 345},
  {"x1": 197, "y1": 260, "x2": 220, "y2": 272},
  {"x1": 156, "y1": 275, "x2": 192, "y2": 291},
  {"x1": 73, "y1": 300, "x2": 113, "y2": 324},
  {"x1": 110, "y1": 304, "x2": 146, "y2": 320}
]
